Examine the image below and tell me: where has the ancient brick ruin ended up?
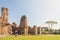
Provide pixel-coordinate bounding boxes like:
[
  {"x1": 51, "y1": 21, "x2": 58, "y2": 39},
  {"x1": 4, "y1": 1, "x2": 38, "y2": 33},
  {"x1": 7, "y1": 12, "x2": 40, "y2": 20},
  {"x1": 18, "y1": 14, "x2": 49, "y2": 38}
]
[
  {"x1": 18, "y1": 15, "x2": 28, "y2": 35},
  {"x1": 0, "y1": 7, "x2": 41, "y2": 35}
]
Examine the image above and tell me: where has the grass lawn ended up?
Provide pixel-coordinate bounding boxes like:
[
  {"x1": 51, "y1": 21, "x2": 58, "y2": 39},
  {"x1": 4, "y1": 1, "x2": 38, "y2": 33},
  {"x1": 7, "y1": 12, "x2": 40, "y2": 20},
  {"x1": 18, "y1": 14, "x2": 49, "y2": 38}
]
[{"x1": 0, "y1": 35, "x2": 60, "y2": 40}]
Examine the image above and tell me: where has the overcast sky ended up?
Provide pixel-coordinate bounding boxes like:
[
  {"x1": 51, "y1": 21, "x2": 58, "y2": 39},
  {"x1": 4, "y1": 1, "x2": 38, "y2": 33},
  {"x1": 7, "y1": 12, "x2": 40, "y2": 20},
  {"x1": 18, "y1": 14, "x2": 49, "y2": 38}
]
[{"x1": 0, "y1": 0, "x2": 60, "y2": 29}]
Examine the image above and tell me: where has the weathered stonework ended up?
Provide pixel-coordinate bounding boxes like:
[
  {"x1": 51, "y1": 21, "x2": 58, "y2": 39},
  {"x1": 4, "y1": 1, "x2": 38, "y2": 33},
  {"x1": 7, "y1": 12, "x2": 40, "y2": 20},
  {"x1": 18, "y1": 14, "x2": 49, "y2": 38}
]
[
  {"x1": 0, "y1": 7, "x2": 12, "y2": 35},
  {"x1": 2, "y1": 7, "x2": 8, "y2": 24},
  {"x1": 28, "y1": 26, "x2": 31, "y2": 34},
  {"x1": 11, "y1": 22, "x2": 17, "y2": 34},
  {"x1": 0, "y1": 7, "x2": 42, "y2": 35},
  {"x1": 0, "y1": 17, "x2": 2, "y2": 35},
  {"x1": 1, "y1": 25, "x2": 9, "y2": 35},
  {"x1": 37, "y1": 26, "x2": 41, "y2": 34},
  {"x1": 19, "y1": 15, "x2": 28, "y2": 35},
  {"x1": 33, "y1": 25, "x2": 37, "y2": 35}
]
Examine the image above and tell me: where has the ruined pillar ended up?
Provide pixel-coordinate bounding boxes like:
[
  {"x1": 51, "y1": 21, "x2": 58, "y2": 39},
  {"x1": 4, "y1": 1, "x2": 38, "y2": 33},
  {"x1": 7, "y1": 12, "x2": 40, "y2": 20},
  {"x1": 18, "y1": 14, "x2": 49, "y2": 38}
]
[
  {"x1": 1, "y1": 7, "x2": 8, "y2": 24},
  {"x1": 28, "y1": 26, "x2": 31, "y2": 34},
  {"x1": 33, "y1": 25, "x2": 37, "y2": 35},
  {"x1": 19, "y1": 15, "x2": 28, "y2": 35},
  {"x1": 38, "y1": 26, "x2": 41, "y2": 34}
]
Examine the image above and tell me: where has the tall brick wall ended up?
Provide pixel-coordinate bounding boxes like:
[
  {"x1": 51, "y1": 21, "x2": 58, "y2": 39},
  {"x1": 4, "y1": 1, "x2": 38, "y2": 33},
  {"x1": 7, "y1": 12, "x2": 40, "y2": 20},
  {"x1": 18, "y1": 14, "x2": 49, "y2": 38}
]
[{"x1": 2, "y1": 7, "x2": 8, "y2": 24}]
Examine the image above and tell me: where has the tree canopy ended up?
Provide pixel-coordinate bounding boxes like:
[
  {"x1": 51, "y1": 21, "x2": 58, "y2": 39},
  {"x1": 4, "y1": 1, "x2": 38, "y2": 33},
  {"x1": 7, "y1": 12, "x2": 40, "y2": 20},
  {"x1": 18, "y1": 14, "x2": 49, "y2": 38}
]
[{"x1": 46, "y1": 21, "x2": 57, "y2": 24}]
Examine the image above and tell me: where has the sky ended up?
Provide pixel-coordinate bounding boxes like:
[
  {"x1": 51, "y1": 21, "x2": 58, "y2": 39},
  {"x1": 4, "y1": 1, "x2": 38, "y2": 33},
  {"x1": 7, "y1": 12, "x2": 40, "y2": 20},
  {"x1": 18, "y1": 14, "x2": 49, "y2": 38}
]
[{"x1": 0, "y1": 0, "x2": 60, "y2": 29}]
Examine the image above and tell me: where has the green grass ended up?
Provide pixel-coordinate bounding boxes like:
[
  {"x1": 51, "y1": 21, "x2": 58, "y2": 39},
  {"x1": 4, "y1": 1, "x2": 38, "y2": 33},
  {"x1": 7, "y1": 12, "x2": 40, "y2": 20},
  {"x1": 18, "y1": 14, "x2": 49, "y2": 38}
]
[{"x1": 0, "y1": 35, "x2": 60, "y2": 40}]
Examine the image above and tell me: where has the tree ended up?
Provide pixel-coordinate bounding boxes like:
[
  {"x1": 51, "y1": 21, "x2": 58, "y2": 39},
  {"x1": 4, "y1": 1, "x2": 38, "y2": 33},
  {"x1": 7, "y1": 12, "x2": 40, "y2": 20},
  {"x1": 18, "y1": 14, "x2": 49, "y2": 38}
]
[
  {"x1": 46, "y1": 21, "x2": 57, "y2": 29},
  {"x1": 45, "y1": 21, "x2": 57, "y2": 34}
]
